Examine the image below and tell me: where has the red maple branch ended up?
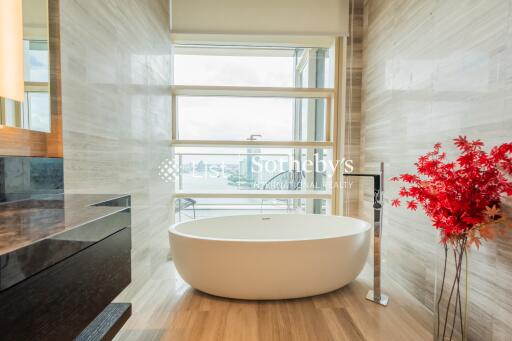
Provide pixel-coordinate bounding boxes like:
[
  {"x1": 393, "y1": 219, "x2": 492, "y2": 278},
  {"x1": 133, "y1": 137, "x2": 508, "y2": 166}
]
[{"x1": 391, "y1": 136, "x2": 512, "y2": 247}]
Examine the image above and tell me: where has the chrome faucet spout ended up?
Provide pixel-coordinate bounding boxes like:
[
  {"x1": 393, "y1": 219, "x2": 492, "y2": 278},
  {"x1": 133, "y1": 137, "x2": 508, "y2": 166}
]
[
  {"x1": 342, "y1": 173, "x2": 382, "y2": 208},
  {"x1": 342, "y1": 162, "x2": 389, "y2": 306}
]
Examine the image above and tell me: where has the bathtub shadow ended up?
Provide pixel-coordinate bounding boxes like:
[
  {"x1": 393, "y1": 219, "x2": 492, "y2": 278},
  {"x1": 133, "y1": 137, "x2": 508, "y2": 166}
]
[{"x1": 185, "y1": 282, "x2": 356, "y2": 306}]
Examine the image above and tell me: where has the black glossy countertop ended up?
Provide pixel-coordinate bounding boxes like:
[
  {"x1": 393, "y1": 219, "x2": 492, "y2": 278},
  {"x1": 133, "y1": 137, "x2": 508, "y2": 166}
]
[
  {"x1": 0, "y1": 193, "x2": 131, "y2": 290},
  {"x1": 0, "y1": 193, "x2": 130, "y2": 256}
]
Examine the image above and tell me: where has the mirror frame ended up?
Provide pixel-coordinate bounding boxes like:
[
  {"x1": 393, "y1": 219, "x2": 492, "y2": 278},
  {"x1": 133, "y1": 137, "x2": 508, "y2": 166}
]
[{"x1": 0, "y1": 0, "x2": 62, "y2": 158}]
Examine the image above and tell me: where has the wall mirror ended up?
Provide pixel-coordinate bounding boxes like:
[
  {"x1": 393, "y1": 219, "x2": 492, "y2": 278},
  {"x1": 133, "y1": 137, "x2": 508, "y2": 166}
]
[
  {"x1": 0, "y1": 0, "x2": 50, "y2": 132},
  {"x1": 0, "y1": 0, "x2": 62, "y2": 157}
]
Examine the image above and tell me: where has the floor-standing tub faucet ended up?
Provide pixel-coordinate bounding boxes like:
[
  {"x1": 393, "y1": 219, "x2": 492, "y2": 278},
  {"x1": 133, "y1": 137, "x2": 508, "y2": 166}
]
[{"x1": 343, "y1": 162, "x2": 389, "y2": 306}]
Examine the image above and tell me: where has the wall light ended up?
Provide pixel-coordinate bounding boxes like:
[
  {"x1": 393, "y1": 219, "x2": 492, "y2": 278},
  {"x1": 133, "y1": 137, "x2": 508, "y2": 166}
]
[{"x1": 0, "y1": 0, "x2": 24, "y2": 102}]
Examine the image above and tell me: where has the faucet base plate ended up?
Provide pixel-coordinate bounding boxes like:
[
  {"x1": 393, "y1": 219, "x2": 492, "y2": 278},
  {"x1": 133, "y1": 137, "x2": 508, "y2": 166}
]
[{"x1": 366, "y1": 290, "x2": 389, "y2": 306}]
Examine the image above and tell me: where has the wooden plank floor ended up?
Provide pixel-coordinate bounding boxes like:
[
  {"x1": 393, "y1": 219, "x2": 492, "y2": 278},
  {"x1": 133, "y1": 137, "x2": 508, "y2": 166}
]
[{"x1": 114, "y1": 249, "x2": 433, "y2": 341}]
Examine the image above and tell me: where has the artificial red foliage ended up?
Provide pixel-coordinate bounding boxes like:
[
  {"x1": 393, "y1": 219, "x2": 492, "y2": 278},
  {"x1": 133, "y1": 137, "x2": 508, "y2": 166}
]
[{"x1": 391, "y1": 136, "x2": 512, "y2": 247}]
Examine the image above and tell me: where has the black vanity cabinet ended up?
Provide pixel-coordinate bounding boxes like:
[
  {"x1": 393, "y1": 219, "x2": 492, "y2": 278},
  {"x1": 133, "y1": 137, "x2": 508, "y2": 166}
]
[{"x1": 0, "y1": 194, "x2": 132, "y2": 341}]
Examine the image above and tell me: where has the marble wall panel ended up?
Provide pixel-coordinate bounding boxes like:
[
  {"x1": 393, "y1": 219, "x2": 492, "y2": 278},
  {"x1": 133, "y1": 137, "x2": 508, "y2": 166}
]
[
  {"x1": 361, "y1": 0, "x2": 512, "y2": 339},
  {"x1": 60, "y1": 0, "x2": 173, "y2": 298}
]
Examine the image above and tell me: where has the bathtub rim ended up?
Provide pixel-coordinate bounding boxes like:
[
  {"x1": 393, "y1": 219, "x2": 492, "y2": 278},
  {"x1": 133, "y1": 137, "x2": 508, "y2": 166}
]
[{"x1": 169, "y1": 213, "x2": 371, "y2": 243}]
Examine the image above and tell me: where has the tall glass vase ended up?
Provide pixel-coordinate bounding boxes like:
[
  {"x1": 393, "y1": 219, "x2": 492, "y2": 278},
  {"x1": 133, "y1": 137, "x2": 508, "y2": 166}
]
[{"x1": 434, "y1": 241, "x2": 469, "y2": 341}]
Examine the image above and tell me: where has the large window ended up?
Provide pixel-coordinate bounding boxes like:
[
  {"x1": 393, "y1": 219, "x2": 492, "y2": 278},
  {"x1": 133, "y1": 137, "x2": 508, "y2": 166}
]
[{"x1": 171, "y1": 42, "x2": 340, "y2": 221}]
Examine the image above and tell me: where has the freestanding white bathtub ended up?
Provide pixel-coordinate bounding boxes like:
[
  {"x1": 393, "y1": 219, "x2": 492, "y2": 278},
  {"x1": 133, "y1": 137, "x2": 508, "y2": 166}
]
[{"x1": 169, "y1": 214, "x2": 371, "y2": 300}]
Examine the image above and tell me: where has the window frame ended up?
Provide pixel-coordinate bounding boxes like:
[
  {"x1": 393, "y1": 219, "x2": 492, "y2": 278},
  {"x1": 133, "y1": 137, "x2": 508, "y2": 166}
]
[
  {"x1": 171, "y1": 85, "x2": 334, "y2": 147},
  {"x1": 169, "y1": 38, "x2": 345, "y2": 220}
]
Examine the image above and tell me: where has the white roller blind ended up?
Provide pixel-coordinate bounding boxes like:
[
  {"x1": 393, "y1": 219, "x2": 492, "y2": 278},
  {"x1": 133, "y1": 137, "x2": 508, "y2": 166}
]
[{"x1": 170, "y1": 0, "x2": 349, "y2": 37}]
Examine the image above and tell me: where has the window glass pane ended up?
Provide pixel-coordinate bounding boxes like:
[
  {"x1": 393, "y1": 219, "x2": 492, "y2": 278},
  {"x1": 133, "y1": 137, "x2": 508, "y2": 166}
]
[
  {"x1": 319, "y1": 49, "x2": 331, "y2": 88},
  {"x1": 24, "y1": 40, "x2": 49, "y2": 82},
  {"x1": 23, "y1": 92, "x2": 50, "y2": 132},
  {"x1": 177, "y1": 96, "x2": 326, "y2": 141},
  {"x1": 174, "y1": 45, "x2": 330, "y2": 88},
  {"x1": 3, "y1": 99, "x2": 17, "y2": 126},
  {"x1": 300, "y1": 63, "x2": 309, "y2": 87},
  {"x1": 173, "y1": 148, "x2": 332, "y2": 193}
]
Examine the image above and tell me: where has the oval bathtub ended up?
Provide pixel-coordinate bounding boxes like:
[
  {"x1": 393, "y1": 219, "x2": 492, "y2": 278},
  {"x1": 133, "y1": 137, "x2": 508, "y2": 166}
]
[{"x1": 169, "y1": 214, "x2": 371, "y2": 300}]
